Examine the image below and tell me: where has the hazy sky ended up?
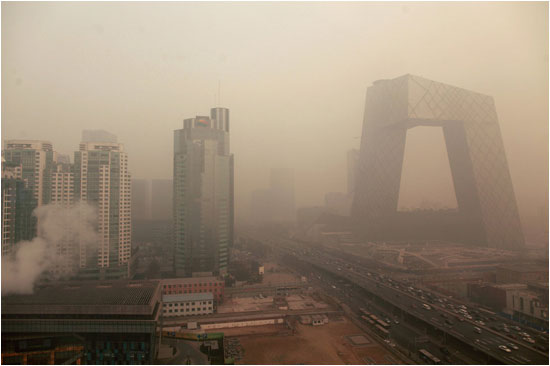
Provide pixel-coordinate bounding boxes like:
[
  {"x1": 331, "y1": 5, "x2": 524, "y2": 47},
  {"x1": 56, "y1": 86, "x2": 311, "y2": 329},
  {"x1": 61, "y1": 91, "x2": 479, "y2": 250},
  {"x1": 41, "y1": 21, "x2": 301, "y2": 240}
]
[{"x1": 2, "y1": 2, "x2": 548, "y2": 229}]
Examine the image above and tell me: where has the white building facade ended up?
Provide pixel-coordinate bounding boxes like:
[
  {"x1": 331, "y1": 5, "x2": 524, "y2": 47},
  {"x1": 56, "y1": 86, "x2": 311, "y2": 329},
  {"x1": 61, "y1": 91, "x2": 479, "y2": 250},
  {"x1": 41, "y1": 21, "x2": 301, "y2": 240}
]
[
  {"x1": 74, "y1": 142, "x2": 131, "y2": 278},
  {"x1": 162, "y1": 293, "x2": 214, "y2": 317}
]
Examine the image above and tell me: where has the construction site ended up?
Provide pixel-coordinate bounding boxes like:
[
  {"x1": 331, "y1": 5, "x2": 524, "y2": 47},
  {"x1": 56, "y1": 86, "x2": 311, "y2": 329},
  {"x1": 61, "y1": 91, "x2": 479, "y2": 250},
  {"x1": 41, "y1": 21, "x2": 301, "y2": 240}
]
[{"x1": 158, "y1": 261, "x2": 398, "y2": 365}]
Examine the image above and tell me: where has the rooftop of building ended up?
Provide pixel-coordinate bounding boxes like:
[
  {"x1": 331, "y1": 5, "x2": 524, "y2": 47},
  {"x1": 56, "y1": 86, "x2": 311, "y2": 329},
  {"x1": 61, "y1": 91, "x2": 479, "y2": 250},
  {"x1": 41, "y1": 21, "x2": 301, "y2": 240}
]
[
  {"x1": 1, "y1": 280, "x2": 161, "y2": 316},
  {"x1": 491, "y1": 283, "x2": 529, "y2": 290},
  {"x1": 161, "y1": 276, "x2": 223, "y2": 285},
  {"x1": 163, "y1": 293, "x2": 214, "y2": 303}
]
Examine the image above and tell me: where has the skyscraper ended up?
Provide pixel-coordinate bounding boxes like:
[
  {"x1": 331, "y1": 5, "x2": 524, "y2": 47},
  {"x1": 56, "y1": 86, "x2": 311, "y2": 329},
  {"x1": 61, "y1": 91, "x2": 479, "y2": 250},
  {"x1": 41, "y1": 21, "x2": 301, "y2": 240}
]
[
  {"x1": 3, "y1": 140, "x2": 54, "y2": 207},
  {"x1": 352, "y1": 74, "x2": 524, "y2": 250},
  {"x1": 74, "y1": 141, "x2": 131, "y2": 278},
  {"x1": 173, "y1": 107, "x2": 233, "y2": 277}
]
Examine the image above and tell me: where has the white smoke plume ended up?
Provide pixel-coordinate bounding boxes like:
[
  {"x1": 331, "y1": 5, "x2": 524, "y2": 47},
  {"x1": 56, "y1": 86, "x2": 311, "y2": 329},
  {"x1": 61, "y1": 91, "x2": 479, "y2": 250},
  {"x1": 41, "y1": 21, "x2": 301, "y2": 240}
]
[{"x1": 1, "y1": 202, "x2": 99, "y2": 295}]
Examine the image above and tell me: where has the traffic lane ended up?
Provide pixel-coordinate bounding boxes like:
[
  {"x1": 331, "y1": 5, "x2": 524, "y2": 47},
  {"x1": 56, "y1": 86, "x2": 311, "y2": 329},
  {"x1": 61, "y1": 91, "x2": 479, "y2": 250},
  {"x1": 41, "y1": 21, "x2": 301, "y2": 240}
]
[
  {"x1": 269, "y1": 241, "x2": 548, "y2": 364},
  {"x1": 311, "y1": 270, "x2": 451, "y2": 363},
  {"x1": 312, "y1": 262, "x2": 548, "y2": 365},
  {"x1": 305, "y1": 245, "x2": 547, "y2": 346},
  {"x1": 320, "y1": 260, "x2": 548, "y2": 362},
  {"x1": 355, "y1": 273, "x2": 547, "y2": 364}
]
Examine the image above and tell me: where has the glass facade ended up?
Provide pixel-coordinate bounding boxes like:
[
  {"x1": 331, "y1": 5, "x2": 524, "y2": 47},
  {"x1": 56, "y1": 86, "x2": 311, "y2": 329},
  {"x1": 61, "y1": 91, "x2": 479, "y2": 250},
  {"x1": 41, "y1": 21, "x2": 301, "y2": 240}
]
[
  {"x1": 352, "y1": 75, "x2": 524, "y2": 250},
  {"x1": 173, "y1": 108, "x2": 233, "y2": 276}
]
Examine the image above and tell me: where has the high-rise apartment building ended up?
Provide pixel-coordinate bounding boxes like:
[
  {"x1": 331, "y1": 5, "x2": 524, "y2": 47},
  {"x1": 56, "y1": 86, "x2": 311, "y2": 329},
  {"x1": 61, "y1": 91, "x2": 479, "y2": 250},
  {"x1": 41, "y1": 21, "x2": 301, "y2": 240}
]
[
  {"x1": 48, "y1": 158, "x2": 78, "y2": 277},
  {"x1": 1, "y1": 160, "x2": 36, "y2": 255},
  {"x1": 50, "y1": 162, "x2": 74, "y2": 207},
  {"x1": 74, "y1": 141, "x2": 131, "y2": 278},
  {"x1": 173, "y1": 107, "x2": 233, "y2": 277},
  {"x1": 3, "y1": 140, "x2": 54, "y2": 207}
]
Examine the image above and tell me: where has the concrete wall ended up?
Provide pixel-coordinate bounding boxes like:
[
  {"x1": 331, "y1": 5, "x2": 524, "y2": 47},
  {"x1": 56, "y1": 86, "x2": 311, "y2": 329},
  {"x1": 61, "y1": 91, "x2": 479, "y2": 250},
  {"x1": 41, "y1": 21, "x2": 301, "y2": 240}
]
[{"x1": 200, "y1": 318, "x2": 284, "y2": 330}]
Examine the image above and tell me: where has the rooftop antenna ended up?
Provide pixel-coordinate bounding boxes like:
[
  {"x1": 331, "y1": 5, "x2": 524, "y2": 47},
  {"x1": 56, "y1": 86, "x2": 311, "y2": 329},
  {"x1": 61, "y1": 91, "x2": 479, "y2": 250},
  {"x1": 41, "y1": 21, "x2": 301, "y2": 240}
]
[{"x1": 218, "y1": 80, "x2": 221, "y2": 107}]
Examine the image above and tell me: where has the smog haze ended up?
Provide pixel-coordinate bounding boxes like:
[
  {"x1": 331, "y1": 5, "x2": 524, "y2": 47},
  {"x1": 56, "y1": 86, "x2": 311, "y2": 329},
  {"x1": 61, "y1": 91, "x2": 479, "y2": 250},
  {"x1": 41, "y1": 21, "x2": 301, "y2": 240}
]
[{"x1": 2, "y1": 2, "x2": 548, "y2": 242}]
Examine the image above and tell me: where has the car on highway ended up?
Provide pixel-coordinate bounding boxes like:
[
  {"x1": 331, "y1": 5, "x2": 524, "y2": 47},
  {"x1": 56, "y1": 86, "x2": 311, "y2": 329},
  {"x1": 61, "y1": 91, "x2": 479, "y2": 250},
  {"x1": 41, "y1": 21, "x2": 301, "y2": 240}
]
[
  {"x1": 474, "y1": 327, "x2": 482, "y2": 334},
  {"x1": 507, "y1": 343, "x2": 519, "y2": 350},
  {"x1": 535, "y1": 344, "x2": 548, "y2": 352},
  {"x1": 522, "y1": 337, "x2": 535, "y2": 344},
  {"x1": 422, "y1": 304, "x2": 432, "y2": 310},
  {"x1": 498, "y1": 345, "x2": 512, "y2": 353}
]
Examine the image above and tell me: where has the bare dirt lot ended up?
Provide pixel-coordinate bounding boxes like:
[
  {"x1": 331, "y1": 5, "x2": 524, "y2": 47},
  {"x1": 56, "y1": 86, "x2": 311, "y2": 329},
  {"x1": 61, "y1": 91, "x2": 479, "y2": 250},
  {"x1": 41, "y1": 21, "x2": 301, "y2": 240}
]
[
  {"x1": 262, "y1": 262, "x2": 302, "y2": 285},
  {"x1": 236, "y1": 317, "x2": 400, "y2": 364}
]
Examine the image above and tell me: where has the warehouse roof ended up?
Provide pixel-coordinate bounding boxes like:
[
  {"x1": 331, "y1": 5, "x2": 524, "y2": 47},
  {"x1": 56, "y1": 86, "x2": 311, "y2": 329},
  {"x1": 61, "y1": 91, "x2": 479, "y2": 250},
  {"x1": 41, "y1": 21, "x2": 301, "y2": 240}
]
[{"x1": 2, "y1": 280, "x2": 162, "y2": 316}]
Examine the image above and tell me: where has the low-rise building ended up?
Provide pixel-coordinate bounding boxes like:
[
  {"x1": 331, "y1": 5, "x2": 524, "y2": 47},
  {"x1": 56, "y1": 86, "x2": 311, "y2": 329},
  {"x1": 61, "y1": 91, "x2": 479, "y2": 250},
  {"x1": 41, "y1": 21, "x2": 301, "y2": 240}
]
[
  {"x1": 468, "y1": 282, "x2": 527, "y2": 311},
  {"x1": 508, "y1": 288, "x2": 549, "y2": 328},
  {"x1": 162, "y1": 293, "x2": 214, "y2": 317},
  {"x1": 2, "y1": 280, "x2": 162, "y2": 364},
  {"x1": 496, "y1": 264, "x2": 548, "y2": 284},
  {"x1": 161, "y1": 276, "x2": 224, "y2": 304}
]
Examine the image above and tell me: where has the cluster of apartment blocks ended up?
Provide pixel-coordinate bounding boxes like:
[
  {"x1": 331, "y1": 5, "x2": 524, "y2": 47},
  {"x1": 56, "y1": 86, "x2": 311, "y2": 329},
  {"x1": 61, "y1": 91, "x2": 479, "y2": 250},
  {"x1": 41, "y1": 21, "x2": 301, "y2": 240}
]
[{"x1": 1, "y1": 133, "x2": 131, "y2": 278}]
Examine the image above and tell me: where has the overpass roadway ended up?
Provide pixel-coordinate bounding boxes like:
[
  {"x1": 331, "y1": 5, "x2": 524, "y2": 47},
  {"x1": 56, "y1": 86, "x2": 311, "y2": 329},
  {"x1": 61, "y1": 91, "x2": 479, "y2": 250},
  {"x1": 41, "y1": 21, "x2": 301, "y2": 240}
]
[{"x1": 295, "y1": 252, "x2": 548, "y2": 365}]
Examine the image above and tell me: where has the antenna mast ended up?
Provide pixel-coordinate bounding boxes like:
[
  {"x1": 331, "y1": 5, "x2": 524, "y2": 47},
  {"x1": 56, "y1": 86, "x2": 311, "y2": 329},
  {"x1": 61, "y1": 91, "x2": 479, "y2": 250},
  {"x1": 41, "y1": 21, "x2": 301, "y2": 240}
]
[{"x1": 218, "y1": 80, "x2": 221, "y2": 107}]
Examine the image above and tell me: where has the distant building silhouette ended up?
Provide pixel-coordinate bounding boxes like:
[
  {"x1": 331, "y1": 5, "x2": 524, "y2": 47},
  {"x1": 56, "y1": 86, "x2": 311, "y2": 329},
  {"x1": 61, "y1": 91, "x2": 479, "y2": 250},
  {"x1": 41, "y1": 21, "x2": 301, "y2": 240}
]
[
  {"x1": 352, "y1": 75, "x2": 524, "y2": 250},
  {"x1": 151, "y1": 179, "x2": 172, "y2": 221},
  {"x1": 249, "y1": 169, "x2": 295, "y2": 225},
  {"x1": 325, "y1": 192, "x2": 350, "y2": 216},
  {"x1": 270, "y1": 168, "x2": 295, "y2": 222},
  {"x1": 250, "y1": 189, "x2": 276, "y2": 224},
  {"x1": 81, "y1": 129, "x2": 117, "y2": 143},
  {"x1": 132, "y1": 179, "x2": 152, "y2": 221},
  {"x1": 347, "y1": 148, "x2": 359, "y2": 197},
  {"x1": 173, "y1": 107, "x2": 233, "y2": 276}
]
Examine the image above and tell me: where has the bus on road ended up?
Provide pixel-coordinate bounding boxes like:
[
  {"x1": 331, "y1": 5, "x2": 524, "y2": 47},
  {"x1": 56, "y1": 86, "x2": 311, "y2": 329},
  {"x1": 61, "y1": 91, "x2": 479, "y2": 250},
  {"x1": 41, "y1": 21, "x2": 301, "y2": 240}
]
[
  {"x1": 376, "y1": 319, "x2": 391, "y2": 329},
  {"x1": 418, "y1": 349, "x2": 441, "y2": 365},
  {"x1": 375, "y1": 325, "x2": 390, "y2": 339}
]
